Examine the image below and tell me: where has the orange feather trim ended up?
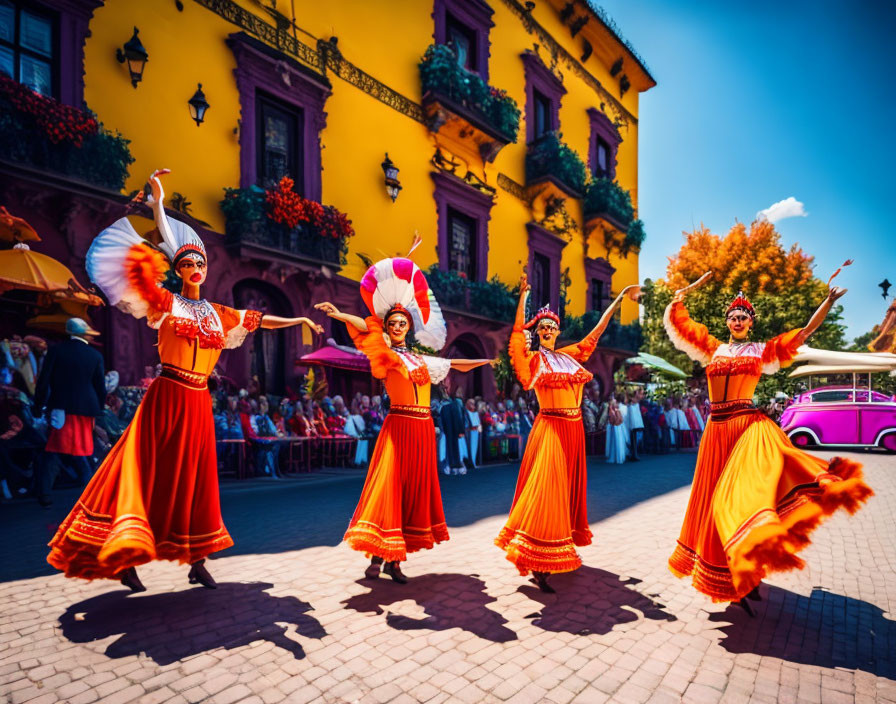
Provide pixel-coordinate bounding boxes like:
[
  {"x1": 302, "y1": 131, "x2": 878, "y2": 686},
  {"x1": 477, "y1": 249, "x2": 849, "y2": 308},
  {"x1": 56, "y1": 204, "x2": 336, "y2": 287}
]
[
  {"x1": 724, "y1": 457, "x2": 873, "y2": 598},
  {"x1": 664, "y1": 301, "x2": 720, "y2": 365},
  {"x1": 124, "y1": 243, "x2": 172, "y2": 314},
  {"x1": 706, "y1": 355, "x2": 762, "y2": 379}
]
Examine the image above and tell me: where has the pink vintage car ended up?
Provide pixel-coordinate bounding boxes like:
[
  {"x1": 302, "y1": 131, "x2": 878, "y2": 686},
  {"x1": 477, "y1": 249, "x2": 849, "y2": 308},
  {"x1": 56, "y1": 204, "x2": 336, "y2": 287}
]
[{"x1": 780, "y1": 383, "x2": 896, "y2": 451}]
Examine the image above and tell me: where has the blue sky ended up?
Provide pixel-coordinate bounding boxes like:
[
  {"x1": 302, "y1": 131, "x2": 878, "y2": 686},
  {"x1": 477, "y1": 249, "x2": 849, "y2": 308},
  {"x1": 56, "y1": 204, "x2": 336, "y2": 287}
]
[{"x1": 600, "y1": 0, "x2": 896, "y2": 340}]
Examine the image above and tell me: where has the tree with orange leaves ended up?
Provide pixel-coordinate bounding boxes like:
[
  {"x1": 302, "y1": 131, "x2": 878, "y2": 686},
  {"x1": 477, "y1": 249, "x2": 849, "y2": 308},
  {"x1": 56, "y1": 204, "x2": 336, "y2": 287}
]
[{"x1": 642, "y1": 220, "x2": 846, "y2": 400}]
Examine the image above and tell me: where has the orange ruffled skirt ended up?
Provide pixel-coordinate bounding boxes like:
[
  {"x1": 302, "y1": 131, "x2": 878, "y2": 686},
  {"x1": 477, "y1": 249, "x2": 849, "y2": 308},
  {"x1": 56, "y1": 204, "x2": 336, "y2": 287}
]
[
  {"x1": 496, "y1": 411, "x2": 591, "y2": 575},
  {"x1": 47, "y1": 376, "x2": 233, "y2": 579},
  {"x1": 669, "y1": 409, "x2": 872, "y2": 601},
  {"x1": 344, "y1": 406, "x2": 448, "y2": 561}
]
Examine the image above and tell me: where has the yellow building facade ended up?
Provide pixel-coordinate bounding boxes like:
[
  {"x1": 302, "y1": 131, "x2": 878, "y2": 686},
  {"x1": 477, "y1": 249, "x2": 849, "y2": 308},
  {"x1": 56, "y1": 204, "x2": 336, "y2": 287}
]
[{"x1": 1, "y1": 0, "x2": 653, "y2": 395}]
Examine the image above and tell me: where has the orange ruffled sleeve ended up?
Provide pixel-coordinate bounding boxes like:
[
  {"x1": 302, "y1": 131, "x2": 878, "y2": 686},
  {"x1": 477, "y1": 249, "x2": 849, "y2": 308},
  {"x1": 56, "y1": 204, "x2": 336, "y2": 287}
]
[
  {"x1": 663, "y1": 300, "x2": 721, "y2": 366},
  {"x1": 761, "y1": 328, "x2": 803, "y2": 374},
  {"x1": 509, "y1": 325, "x2": 540, "y2": 390},
  {"x1": 558, "y1": 327, "x2": 601, "y2": 363},
  {"x1": 348, "y1": 316, "x2": 403, "y2": 380},
  {"x1": 213, "y1": 304, "x2": 264, "y2": 350},
  {"x1": 124, "y1": 243, "x2": 172, "y2": 317}
]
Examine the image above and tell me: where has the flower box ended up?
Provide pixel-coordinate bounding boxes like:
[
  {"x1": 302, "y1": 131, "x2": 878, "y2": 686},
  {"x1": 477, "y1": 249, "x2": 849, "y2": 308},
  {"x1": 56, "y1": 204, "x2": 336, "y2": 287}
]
[
  {"x1": 525, "y1": 132, "x2": 587, "y2": 198},
  {"x1": 221, "y1": 178, "x2": 354, "y2": 268},
  {"x1": 419, "y1": 44, "x2": 520, "y2": 163},
  {"x1": 0, "y1": 75, "x2": 133, "y2": 192}
]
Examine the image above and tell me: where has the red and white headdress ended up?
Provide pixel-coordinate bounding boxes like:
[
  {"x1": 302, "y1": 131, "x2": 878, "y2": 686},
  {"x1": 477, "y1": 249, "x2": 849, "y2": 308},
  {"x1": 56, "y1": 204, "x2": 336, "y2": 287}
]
[
  {"x1": 524, "y1": 305, "x2": 561, "y2": 329},
  {"x1": 725, "y1": 290, "x2": 755, "y2": 319},
  {"x1": 359, "y1": 258, "x2": 447, "y2": 350}
]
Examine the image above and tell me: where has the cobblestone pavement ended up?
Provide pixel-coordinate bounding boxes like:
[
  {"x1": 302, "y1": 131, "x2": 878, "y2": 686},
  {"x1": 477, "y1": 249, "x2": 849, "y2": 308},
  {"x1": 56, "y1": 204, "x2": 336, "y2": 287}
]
[{"x1": 1, "y1": 450, "x2": 894, "y2": 703}]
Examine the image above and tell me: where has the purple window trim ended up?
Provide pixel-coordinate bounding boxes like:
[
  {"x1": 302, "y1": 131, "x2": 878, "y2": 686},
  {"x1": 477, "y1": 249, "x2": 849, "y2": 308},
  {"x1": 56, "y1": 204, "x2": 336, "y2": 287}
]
[
  {"x1": 227, "y1": 32, "x2": 330, "y2": 201},
  {"x1": 432, "y1": 0, "x2": 494, "y2": 81},
  {"x1": 584, "y1": 256, "x2": 615, "y2": 312},
  {"x1": 587, "y1": 107, "x2": 622, "y2": 182},
  {"x1": 522, "y1": 50, "x2": 565, "y2": 145},
  {"x1": 36, "y1": 0, "x2": 101, "y2": 108},
  {"x1": 431, "y1": 170, "x2": 494, "y2": 283},
  {"x1": 526, "y1": 222, "x2": 568, "y2": 313}
]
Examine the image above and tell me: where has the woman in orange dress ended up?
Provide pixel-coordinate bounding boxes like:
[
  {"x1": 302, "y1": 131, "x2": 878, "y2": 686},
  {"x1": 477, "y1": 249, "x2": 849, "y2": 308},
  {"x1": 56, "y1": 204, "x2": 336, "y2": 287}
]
[
  {"x1": 665, "y1": 272, "x2": 873, "y2": 611},
  {"x1": 316, "y1": 257, "x2": 491, "y2": 583},
  {"x1": 496, "y1": 273, "x2": 640, "y2": 593},
  {"x1": 48, "y1": 170, "x2": 321, "y2": 592}
]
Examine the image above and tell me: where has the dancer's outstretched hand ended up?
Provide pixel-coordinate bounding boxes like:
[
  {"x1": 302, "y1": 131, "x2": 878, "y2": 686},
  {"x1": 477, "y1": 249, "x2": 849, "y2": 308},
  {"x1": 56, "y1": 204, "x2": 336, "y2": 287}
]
[
  {"x1": 827, "y1": 286, "x2": 847, "y2": 304},
  {"x1": 518, "y1": 273, "x2": 531, "y2": 296},
  {"x1": 300, "y1": 317, "x2": 324, "y2": 334},
  {"x1": 147, "y1": 168, "x2": 171, "y2": 205},
  {"x1": 621, "y1": 284, "x2": 642, "y2": 303},
  {"x1": 315, "y1": 302, "x2": 341, "y2": 317},
  {"x1": 673, "y1": 271, "x2": 712, "y2": 302}
]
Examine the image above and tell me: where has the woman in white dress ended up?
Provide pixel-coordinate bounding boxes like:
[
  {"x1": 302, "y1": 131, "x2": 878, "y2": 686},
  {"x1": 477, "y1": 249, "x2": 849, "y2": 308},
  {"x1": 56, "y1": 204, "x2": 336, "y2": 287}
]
[{"x1": 605, "y1": 394, "x2": 628, "y2": 464}]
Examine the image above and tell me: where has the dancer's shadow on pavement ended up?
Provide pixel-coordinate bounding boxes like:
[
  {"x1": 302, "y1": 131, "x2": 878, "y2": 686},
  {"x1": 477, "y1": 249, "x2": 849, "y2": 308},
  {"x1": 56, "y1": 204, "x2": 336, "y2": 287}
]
[
  {"x1": 342, "y1": 572, "x2": 517, "y2": 643},
  {"x1": 518, "y1": 566, "x2": 676, "y2": 636},
  {"x1": 59, "y1": 582, "x2": 327, "y2": 665},
  {"x1": 710, "y1": 585, "x2": 896, "y2": 680}
]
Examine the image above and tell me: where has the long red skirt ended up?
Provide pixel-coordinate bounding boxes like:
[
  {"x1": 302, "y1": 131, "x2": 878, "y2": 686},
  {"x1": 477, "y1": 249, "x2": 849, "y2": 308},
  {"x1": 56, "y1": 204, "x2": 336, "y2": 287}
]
[
  {"x1": 669, "y1": 409, "x2": 872, "y2": 601},
  {"x1": 495, "y1": 411, "x2": 591, "y2": 575},
  {"x1": 47, "y1": 376, "x2": 232, "y2": 580},
  {"x1": 343, "y1": 406, "x2": 449, "y2": 562}
]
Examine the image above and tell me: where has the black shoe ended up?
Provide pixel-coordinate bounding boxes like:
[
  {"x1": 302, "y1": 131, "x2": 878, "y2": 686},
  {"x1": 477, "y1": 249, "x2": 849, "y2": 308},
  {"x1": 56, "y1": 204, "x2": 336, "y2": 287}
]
[
  {"x1": 532, "y1": 571, "x2": 556, "y2": 594},
  {"x1": 188, "y1": 559, "x2": 218, "y2": 589},
  {"x1": 117, "y1": 567, "x2": 146, "y2": 593},
  {"x1": 365, "y1": 556, "x2": 383, "y2": 580},
  {"x1": 735, "y1": 598, "x2": 756, "y2": 617},
  {"x1": 383, "y1": 561, "x2": 408, "y2": 584}
]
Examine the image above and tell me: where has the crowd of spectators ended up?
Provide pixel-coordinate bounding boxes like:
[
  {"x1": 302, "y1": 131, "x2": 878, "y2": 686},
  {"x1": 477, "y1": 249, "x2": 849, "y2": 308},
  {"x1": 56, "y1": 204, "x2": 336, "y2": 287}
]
[{"x1": 3, "y1": 330, "x2": 728, "y2": 505}]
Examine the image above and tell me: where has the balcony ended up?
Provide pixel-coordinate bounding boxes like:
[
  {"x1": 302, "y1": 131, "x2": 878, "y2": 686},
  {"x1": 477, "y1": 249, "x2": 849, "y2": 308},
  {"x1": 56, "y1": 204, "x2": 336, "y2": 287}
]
[
  {"x1": 583, "y1": 178, "x2": 645, "y2": 255},
  {"x1": 419, "y1": 44, "x2": 520, "y2": 164},
  {"x1": 0, "y1": 76, "x2": 133, "y2": 192},
  {"x1": 525, "y1": 131, "x2": 587, "y2": 201},
  {"x1": 220, "y1": 180, "x2": 353, "y2": 269},
  {"x1": 424, "y1": 265, "x2": 517, "y2": 323}
]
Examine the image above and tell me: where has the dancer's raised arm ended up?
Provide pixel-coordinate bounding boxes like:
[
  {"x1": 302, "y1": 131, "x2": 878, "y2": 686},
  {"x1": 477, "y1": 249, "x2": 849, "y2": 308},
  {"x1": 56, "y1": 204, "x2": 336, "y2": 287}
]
[
  {"x1": 664, "y1": 271, "x2": 721, "y2": 366},
  {"x1": 794, "y1": 287, "x2": 847, "y2": 346},
  {"x1": 559, "y1": 284, "x2": 641, "y2": 362}
]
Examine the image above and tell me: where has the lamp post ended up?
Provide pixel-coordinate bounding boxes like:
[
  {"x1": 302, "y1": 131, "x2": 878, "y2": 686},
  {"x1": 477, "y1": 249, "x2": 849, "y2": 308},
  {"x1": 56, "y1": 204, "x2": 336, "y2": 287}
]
[
  {"x1": 116, "y1": 27, "x2": 149, "y2": 88},
  {"x1": 381, "y1": 153, "x2": 402, "y2": 202},
  {"x1": 188, "y1": 83, "x2": 210, "y2": 126}
]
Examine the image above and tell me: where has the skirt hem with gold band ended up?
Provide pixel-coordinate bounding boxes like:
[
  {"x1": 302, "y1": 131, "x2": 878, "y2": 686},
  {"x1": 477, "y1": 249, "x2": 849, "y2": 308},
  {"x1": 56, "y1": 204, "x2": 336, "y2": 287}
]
[
  {"x1": 669, "y1": 400, "x2": 873, "y2": 602},
  {"x1": 47, "y1": 374, "x2": 233, "y2": 580},
  {"x1": 496, "y1": 408, "x2": 591, "y2": 576},
  {"x1": 343, "y1": 404, "x2": 449, "y2": 562}
]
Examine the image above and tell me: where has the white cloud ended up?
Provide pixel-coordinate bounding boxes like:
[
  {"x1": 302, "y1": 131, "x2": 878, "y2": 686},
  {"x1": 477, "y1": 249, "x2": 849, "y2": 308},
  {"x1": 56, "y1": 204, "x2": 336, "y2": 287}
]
[{"x1": 756, "y1": 197, "x2": 808, "y2": 223}]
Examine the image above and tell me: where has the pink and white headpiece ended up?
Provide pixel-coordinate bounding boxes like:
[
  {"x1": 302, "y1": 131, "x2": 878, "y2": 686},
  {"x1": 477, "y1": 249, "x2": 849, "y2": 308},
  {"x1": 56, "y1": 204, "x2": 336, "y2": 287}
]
[{"x1": 359, "y1": 257, "x2": 447, "y2": 350}]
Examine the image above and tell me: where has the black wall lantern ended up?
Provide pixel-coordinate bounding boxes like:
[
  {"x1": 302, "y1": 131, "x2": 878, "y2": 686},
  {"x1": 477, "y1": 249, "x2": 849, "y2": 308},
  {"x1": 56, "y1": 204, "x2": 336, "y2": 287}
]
[
  {"x1": 188, "y1": 83, "x2": 210, "y2": 126},
  {"x1": 381, "y1": 153, "x2": 402, "y2": 202},
  {"x1": 116, "y1": 27, "x2": 148, "y2": 88}
]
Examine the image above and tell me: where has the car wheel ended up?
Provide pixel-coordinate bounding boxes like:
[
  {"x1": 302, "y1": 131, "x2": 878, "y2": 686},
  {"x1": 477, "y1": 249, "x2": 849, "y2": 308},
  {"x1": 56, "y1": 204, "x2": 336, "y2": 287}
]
[
  {"x1": 790, "y1": 432, "x2": 816, "y2": 448},
  {"x1": 879, "y1": 433, "x2": 896, "y2": 453}
]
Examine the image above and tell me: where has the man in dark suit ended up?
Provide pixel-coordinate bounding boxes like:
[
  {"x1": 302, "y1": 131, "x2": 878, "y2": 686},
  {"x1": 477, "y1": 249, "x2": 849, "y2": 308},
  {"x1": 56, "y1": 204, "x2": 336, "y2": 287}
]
[{"x1": 33, "y1": 318, "x2": 106, "y2": 506}]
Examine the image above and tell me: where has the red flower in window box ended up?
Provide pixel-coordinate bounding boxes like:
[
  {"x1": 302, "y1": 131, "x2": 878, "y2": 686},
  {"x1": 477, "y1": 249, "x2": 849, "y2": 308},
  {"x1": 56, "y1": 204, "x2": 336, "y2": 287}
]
[
  {"x1": 263, "y1": 176, "x2": 356, "y2": 241},
  {"x1": 0, "y1": 75, "x2": 98, "y2": 147}
]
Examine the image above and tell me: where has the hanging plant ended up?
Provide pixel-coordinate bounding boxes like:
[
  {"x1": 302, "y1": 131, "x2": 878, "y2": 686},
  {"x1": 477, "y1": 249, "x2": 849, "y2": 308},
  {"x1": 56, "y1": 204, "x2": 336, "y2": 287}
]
[
  {"x1": 525, "y1": 131, "x2": 587, "y2": 195},
  {"x1": 419, "y1": 43, "x2": 520, "y2": 143}
]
